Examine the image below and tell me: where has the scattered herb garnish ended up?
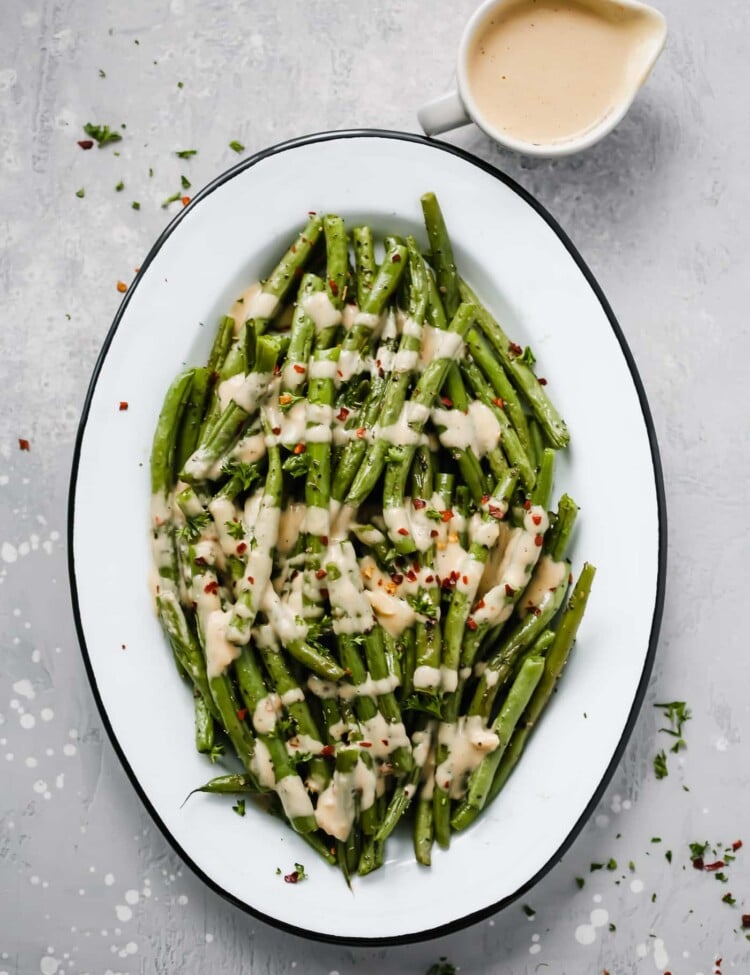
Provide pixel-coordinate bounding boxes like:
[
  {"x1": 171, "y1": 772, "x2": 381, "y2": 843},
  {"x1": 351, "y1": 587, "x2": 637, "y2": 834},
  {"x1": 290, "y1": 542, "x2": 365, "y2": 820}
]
[
  {"x1": 575, "y1": 877, "x2": 585, "y2": 889},
  {"x1": 665, "y1": 850, "x2": 672, "y2": 863},
  {"x1": 161, "y1": 191, "x2": 182, "y2": 208},
  {"x1": 148, "y1": 167, "x2": 154, "y2": 178},
  {"x1": 426, "y1": 960, "x2": 456, "y2": 975},
  {"x1": 180, "y1": 174, "x2": 191, "y2": 190},
  {"x1": 519, "y1": 346, "x2": 536, "y2": 366},
  {"x1": 229, "y1": 140, "x2": 245, "y2": 154},
  {"x1": 590, "y1": 862, "x2": 603, "y2": 872},
  {"x1": 208, "y1": 743, "x2": 224, "y2": 763},
  {"x1": 115, "y1": 181, "x2": 124, "y2": 192},
  {"x1": 609, "y1": 922, "x2": 616, "y2": 932},
  {"x1": 653, "y1": 749, "x2": 668, "y2": 779},
  {"x1": 75, "y1": 187, "x2": 85, "y2": 198},
  {"x1": 83, "y1": 122, "x2": 122, "y2": 147},
  {"x1": 224, "y1": 520, "x2": 245, "y2": 541},
  {"x1": 722, "y1": 893, "x2": 736, "y2": 906},
  {"x1": 522, "y1": 904, "x2": 536, "y2": 918},
  {"x1": 606, "y1": 858, "x2": 617, "y2": 871},
  {"x1": 283, "y1": 862, "x2": 307, "y2": 884},
  {"x1": 98, "y1": 68, "x2": 106, "y2": 78},
  {"x1": 177, "y1": 80, "x2": 184, "y2": 88},
  {"x1": 232, "y1": 799, "x2": 246, "y2": 817},
  {"x1": 655, "y1": 700, "x2": 691, "y2": 751},
  {"x1": 175, "y1": 149, "x2": 197, "y2": 159},
  {"x1": 131, "y1": 201, "x2": 141, "y2": 210},
  {"x1": 177, "y1": 511, "x2": 211, "y2": 541}
]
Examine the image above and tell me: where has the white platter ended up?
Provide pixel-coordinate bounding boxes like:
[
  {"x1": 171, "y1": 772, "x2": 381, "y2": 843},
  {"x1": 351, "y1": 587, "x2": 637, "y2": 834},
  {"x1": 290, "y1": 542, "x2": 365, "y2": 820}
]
[{"x1": 68, "y1": 130, "x2": 666, "y2": 944}]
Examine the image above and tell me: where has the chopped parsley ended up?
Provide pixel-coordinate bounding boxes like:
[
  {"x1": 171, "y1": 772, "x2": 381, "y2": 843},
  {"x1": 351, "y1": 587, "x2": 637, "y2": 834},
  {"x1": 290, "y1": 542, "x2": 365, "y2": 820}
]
[
  {"x1": 177, "y1": 511, "x2": 211, "y2": 541},
  {"x1": 75, "y1": 187, "x2": 85, "y2": 198},
  {"x1": 606, "y1": 858, "x2": 617, "y2": 871},
  {"x1": 131, "y1": 201, "x2": 141, "y2": 210},
  {"x1": 98, "y1": 68, "x2": 106, "y2": 78},
  {"x1": 575, "y1": 876, "x2": 585, "y2": 889},
  {"x1": 180, "y1": 174, "x2": 191, "y2": 190},
  {"x1": 83, "y1": 122, "x2": 122, "y2": 147},
  {"x1": 177, "y1": 80, "x2": 184, "y2": 88},
  {"x1": 161, "y1": 191, "x2": 182, "y2": 208},
  {"x1": 115, "y1": 180, "x2": 124, "y2": 192},
  {"x1": 653, "y1": 749, "x2": 668, "y2": 779},
  {"x1": 426, "y1": 960, "x2": 456, "y2": 975},
  {"x1": 224, "y1": 520, "x2": 245, "y2": 541},
  {"x1": 208, "y1": 743, "x2": 225, "y2": 763},
  {"x1": 175, "y1": 149, "x2": 197, "y2": 159},
  {"x1": 665, "y1": 850, "x2": 673, "y2": 863},
  {"x1": 229, "y1": 140, "x2": 246, "y2": 154},
  {"x1": 283, "y1": 862, "x2": 308, "y2": 884},
  {"x1": 722, "y1": 892, "x2": 736, "y2": 906},
  {"x1": 522, "y1": 904, "x2": 536, "y2": 918},
  {"x1": 232, "y1": 799, "x2": 246, "y2": 817},
  {"x1": 655, "y1": 700, "x2": 691, "y2": 752}
]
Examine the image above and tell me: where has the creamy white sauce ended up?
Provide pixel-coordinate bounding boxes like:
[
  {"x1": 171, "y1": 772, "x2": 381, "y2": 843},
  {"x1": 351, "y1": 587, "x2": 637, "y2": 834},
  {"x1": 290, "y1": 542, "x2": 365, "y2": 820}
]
[
  {"x1": 431, "y1": 401, "x2": 502, "y2": 458},
  {"x1": 435, "y1": 715, "x2": 499, "y2": 799},
  {"x1": 308, "y1": 358, "x2": 338, "y2": 381},
  {"x1": 223, "y1": 370, "x2": 274, "y2": 415},
  {"x1": 230, "y1": 432, "x2": 267, "y2": 465},
  {"x1": 393, "y1": 348, "x2": 419, "y2": 373},
  {"x1": 360, "y1": 712, "x2": 410, "y2": 759},
  {"x1": 204, "y1": 608, "x2": 241, "y2": 678},
  {"x1": 342, "y1": 303, "x2": 359, "y2": 330},
  {"x1": 277, "y1": 502, "x2": 307, "y2": 555},
  {"x1": 401, "y1": 315, "x2": 423, "y2": 340},
  {"x1": 419, "y1": 324, "x2": 465, "y2": 367},
  {"x1": 326, "y1": 541, "x2": 375, "y2": 635},
  {"x1": 246, "y1": 289, "x2": 279, "y2": 320},
  {"x1": 252, "y1": 693, "x2": 282, "y2": 733},
  {"x1": 228, "y1": 282, "x2": 262, "y2": 327},
  {"x1": 413, "y1": 665, "x2": 441, "y2": 691},
  {"x1": 305, "y1": 505, "x2": 330, "y2": 538},
  {"x1": 275, "y1": 774, "x2": 315, "y2": 820},
  {"x1": 517, "y1": 554, "x2": 568, "y2": 617},
  {"x1": 469, "y1": 512, "x2": 503, "y2": 549},
  {"x1": 302, "y1": 291, "x2": 342, "y2": 331},
  {"x1": 207, "y1": 496, "x2": 244, "y2": 561},
  {"x1": 353, "y1": 310, "x2": 381, "y2": 329},
  {"x1": 315, "y1": 759, "x2": 376, "y2": 839},
  {"x1": 378, "y1": 402, "x2": 430, "y2": 447},
  {"x1": 260, "y1": 585, "x2": 307, "y2": 646},
  {"x1": 281, "y1": 361, "x2": 307, "y2": 391},
  {"x1": 250, "y1": 738, "x2": 276, "y2": 789}
]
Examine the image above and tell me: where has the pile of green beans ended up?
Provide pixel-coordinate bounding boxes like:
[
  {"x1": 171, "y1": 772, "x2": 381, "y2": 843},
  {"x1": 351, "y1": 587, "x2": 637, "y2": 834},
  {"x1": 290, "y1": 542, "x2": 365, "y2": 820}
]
[{"x1": 149, "y1": 193, "x2": 595, "y2": 878}]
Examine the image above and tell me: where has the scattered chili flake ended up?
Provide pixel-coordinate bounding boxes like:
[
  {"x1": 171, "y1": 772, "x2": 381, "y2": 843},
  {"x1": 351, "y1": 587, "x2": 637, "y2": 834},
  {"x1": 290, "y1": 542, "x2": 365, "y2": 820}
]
[
  {"x1": 488, "y1": 504, "x2": 505, "y2": 519},
  {"x1": 480, "y1": 494, "x2": 490, "y2": 505},
  {"x1": 406, "y1": 570, "x2": 417, "y2": 582},
  {"x1": 315, "y1": 569, "x2": 327, "y2": 580},
  {"x1": 475, "y1": 599, "x2": 485, "y2": 610},
  {"x1": 356, "y1": 427, "x2": 367, "y2": 439},
  {"x1": 440, "y1": 509, "x2": 454, "y2": 522},
  {"x1": 236, "y1": 542, "x2": 247, "y2": 555},
  {"x1": 359, "y1": 741, "x2": 372, "y2": 748},
  {"x1": 229, "y1": 140, "x2": 245, "y2": 153},
  {"x1": 508, "y1": 341, "x2": 523, "y2": 356},
  {"x1": 236, "y1": 708, "x2": 248, "y2": 721},
  {"x1": 203, "y1": 581, "x2": 218, "y2": 594},
  {"x1": 538, "y1": 377, "x2": 548, "y2": 385},
  {"x1": 492, "y1": 397, "x2": 504, "y2": 408},
  {"x1": 77, "y1": 138, "x2": 94, "y2": 150},
  {"x1": 181, "y1": 195, "x2": 191, "y2": 206},
  {"x1": 320, "y1": 744, "x2": 335, "y2": 757},
  {"x1": 425, "y1": 574, "x2": 434, "y2": 583},
  {"x1": 289, "y1": 363, "x2": 306, "y2": 376},
  {"x1": 534, "y1": 534, "x2": 543, "y2": 547},
  {"x1": 116, "y1": 280, "x2": 127, "y2": 293},
  {"x1": 246, "y1": 575, "x2": 255, "y2": 584},
  {"x1": 440, "y1": 396, "x2": 453, "y2": 408},
  {"x1": 741, "y1": 915, "x2": 750, "y2": 928},
  {"x1": 430, "y1": 529, "x2": 439, "y2": 538},
  {"x1": 692, "y1": 856, "x2": 705, "y2": 870},
  {"x1": 732, "y1": 840, "x2": 743, "y2": 851},
  {"x1": 279, "y1": 394, "x2": 293, "y2": 406},
  {"x1": 523, "y1": 499, "x2": 531, "y2": 510},
  {"x1": 293, "y1": 443, "x2": 306, "y2": 455},
  {"x1": 336, "y1": 407, "x2": 349, "y2": 421},
  {"x1": 704, "y1": 860, "x2": 726, "y2": 872},
  {"x1": 413, "y1": 498, "x2": 427, "y2": 509},
  {"x1": 504, "y1": 583, "x2": 515, "y2": 596},
  {"x1": 118, "y1": 401, "x2": 128, "y2": 411},
  {"x1": 283, "y1": 862, "x2": 307, "y2": 884},
  {"x1": 466, "y1": 618, "x2": 478, "y2": 631},
  {"x1": 391, "y1": 253, "x2": 402, "y2": 263},
  {"x1": 328, "y1": 279, "x2": 339, "y2": 296},
  {"x1": 18, "y1": 438, "x2": 30, "y2": 451},
  {"x1": 320, "y1": 536, "x2": 328, "y2": 546},
  {"x1": 531, "y1": 513, "x2": 542, "y2": 525},
  {"x1": 271, "y1": 426, "x2": 281, "y2": 436}
]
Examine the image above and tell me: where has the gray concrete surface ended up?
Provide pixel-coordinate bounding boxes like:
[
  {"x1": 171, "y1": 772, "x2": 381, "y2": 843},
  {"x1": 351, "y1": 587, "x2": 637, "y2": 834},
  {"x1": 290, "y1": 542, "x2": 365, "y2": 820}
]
[{"x1": 1, "y1": 0, "x2": 748, "y2": 972}]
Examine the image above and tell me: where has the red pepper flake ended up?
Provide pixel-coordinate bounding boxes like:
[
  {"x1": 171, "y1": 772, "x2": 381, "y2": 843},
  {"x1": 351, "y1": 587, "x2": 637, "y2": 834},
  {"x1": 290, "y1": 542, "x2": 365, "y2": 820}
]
[
  {"x1": 18, "y1": 438, "x2": 30, "y2": 451},
  {"x1": 430, "y1": 529, "x2": 439, "y2": 538},
  {"x1": 466, "y1": 618, "x2": 478, "y2": 631},
  {"x1": 273, "y1": 363, "x2": 282, "y2": 375},
  {"x1": 391, "y1": 573, "x2": 404, "y2": 585},
  {"x1": 181, "y1": 195, "x2": 191, "y2": 206},
  {"x1": 488, "y1": 504, "x2": 505, "y2": 520},
  {"x1": 475, "y1": 599, "x2": 485, "y2": 610},
  {"x1": 493, "y1": 397, "x2": 504, "y2": 408},
  {"x1": 523, "y1": 499, "x2": 532, "y2": 510},
  {"x1": 328, "y1": 279, "x2": 339, "y2": 296},
  {"x1": 692, "y1": 856, "x2": 704, "y2": 870},
  {"x1": 704, "y1": 860, "x2": 726, "y2": 871},
  {"x1": 290, "y1": 244, "x2": 297, "y2": 254},
  {"x1": 732, "y1": 839, "x2": 743, "y2": 851},
  {"x1": 440, "y1": 509, "x2": 454, "y2": 522},
  {"x1": 462, "y1": 574, "x2": 469, "y2": 586},
  {"x1": 320, "y1": 744, "x2": 335, "y2": 757},
  {"x1": 391, "y1": 253, "x2": 402, "y2": 263},
  {"x1": 356, "y1": 427, "x2": 367, "y2": 439},
  {"x1": 395, "y1": 527, "x2": 408, "y2": 536},
  {"x1": 508, "y1": 341, "x2": 523, "y2": 357},
  {"x1": 119, "y1": 401, "x2": 129, "y2": 411},
  {"x1": 532, "y1": 607, "x2": 542, "y2": 617},
  {"x1": 336, "y1": 407, "x2": 350, "y2": 421},
  {"x1": 279, "y1": 394, "x2": 293, "y2": 406},
  {"x1": 284, "y1": 871, "x2": 300, "y2": 884},
  {"x1": 531, "y1": 513, "x2": 542, "y2": 525},
  {"x1": 77, "y1": 139, "x2": 94, "y2": 150},
  {"x1": 538, "y1": 377, "x2": 548, "y2": 386},
  {"x1": 293, "y1": 363, "x2": 306, "y2": 374},
  {"x1": 116, "y1": 280, "x2": 127, "y2": 293},
  {"x1": 308, "y1": 210, "x2": 317, "y2": 216},
  {"x1": 504, "y1": 583, "x2": 516, "y2": 596},
  {"x1": 272, "y1": 426, "x2": 281, "y2": 436},
  {"x1": 441, "y1": 576, "x2": 456, "y2": 591},
  {"x1": 293, "y1": 442, "x2": 306, "y2": 455},
  {"x1": 236, "y1": 708, "x2": 248, "y2": 721},
  {"x1": 236, "y1": 541, "x2": 247, "y2": 555},
  {"x1": 203, "y1": 580, "x2": 219, "y2": 594},
  {"x1": 359, "y1": 741, "x2": 372, "y2": 748},
  {"x1": 425, "y1": 574, "x2": 434, "y2": 583},
  {"x1": 315, "y1": 569, "x2": 327, "y2": 580},
  {"x1": 406, "y1": 570, "x2": 417, "y2": 583},
  {"x1": 412, "y1": 498, "x2": 427, "y2": 510},
  {"x1": 480, "y1": 494, "x2": 490, "y2": 505},
  {"x1": 440, "y1": 396, "x2": 453, "y2": 408},
  {"x1": 247, "y1": 575, "x2": 255, "y2": 584},
  {"x1": 534, "y1": 534, "x2": 543, "y2": 547},
  {"x1": 741, "y1": 914, "x2": 750, "y2": 928},
  {"x1": 320, "y1": 536, "x2": 328, "y2": 546}
]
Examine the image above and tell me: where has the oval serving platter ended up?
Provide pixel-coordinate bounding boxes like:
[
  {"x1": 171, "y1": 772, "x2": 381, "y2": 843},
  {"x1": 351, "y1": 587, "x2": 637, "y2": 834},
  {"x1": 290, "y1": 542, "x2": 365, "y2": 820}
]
[{"x1": 68, "y1": 130, "x2": 666, "y2": 945}]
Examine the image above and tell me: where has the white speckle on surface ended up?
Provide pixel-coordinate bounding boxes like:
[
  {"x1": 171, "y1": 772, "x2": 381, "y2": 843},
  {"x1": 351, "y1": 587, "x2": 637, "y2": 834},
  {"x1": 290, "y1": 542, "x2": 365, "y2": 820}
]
[
  {"x1": 590, "y1": 908, "x2": 609, "y2": 927},
  {"x1": 125, "y1": 943, "x2": 137, "y2": 955},
  {"x1": 529, "y1": 943, "x2": 541, "y2": 955},
  {"x1": 31, "y1": 875, "x2": 40, "y2": 885},
  {"x1": 41, "y1": 708, "x2": 54, "y2": 722},
  {"x1": 205, "y1": 933, "x2": 214, "y2": 944},
  {"x1": 31, "y1": 649, "x2": 41, "y2": 663},
  {"x1": 124, "y1": 889, "x2": 139, "y2": 905},
  {"x1": 26, "y1": 756, "x2": 38, "y2": 768},
  {"x1": 574, "y1": 924, "x2": 596, "y2": 946},
  {"x1": 715, "y1": 736, "x2": 728, "y2": 751},
  {"x1": 104, "y1": 874, "x2": 115, "y2": 886},
  {"x1": 1, "y1": 542, "x2": 17, "y2": 563},
  {"x1": 56, "y1": 774, "x2": 64, "y2": 789},
  {"x1": 622, "y1": 799, "x2": 632, "y2": 810},
  {"x1": 33, "y1": 779, "x2": 47, "y2": 794},
  {"x1": 115, "y1": 905, "x2": 132, "y2": 922},
  {"x1": 13, "y1": 679, "x2": 35, "y2": 699},
  {"x1": 40, "y1": 957, "x2": 59, "y2": 975},
  {"x1": 630, "y1": 878, "x2": 644, "y2": 894},
  {"x1": 63, "y1": 744, "x2": 77, "y2": 756},
  {"x1": 177, "y1": 894, "x2": 188, "y2": 905},
  {"x1": 595, "y1": 813, "x2": 609, "y2": 827},
  {"x1": 20, "y1": 713, "x2": 36, "y2": 729},
  {"x1": 636, "y1": 943, "x2": 649, "y2": 958},
  {"x1": 653, "y1": 938, "x2": 669, "y2": 969},
  {"x1": 592, "y1": 893, "x2": 602, "y2": 903}
]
